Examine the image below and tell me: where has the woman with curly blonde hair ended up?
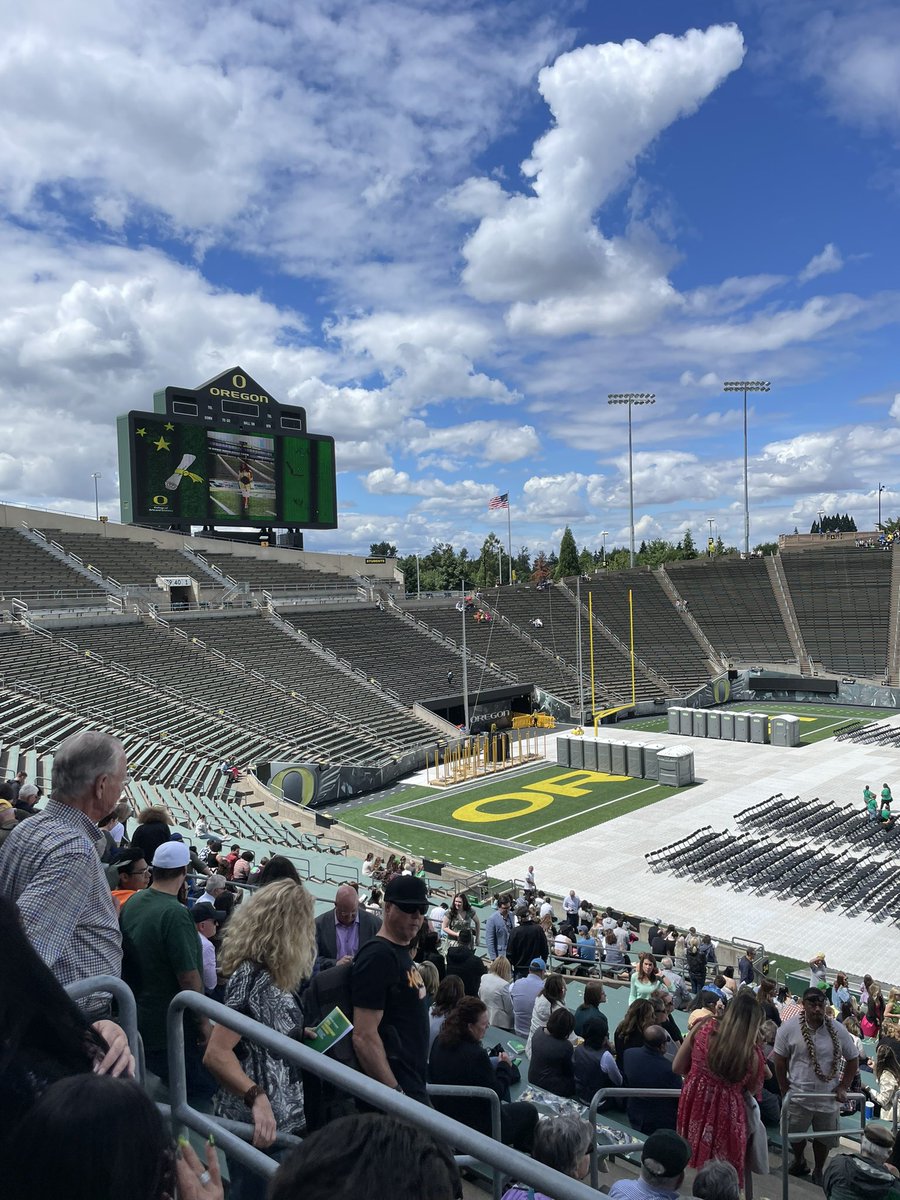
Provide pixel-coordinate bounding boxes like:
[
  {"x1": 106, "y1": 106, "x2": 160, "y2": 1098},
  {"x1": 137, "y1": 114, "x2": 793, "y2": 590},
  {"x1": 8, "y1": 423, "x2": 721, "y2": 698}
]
[{"x1": 204, "y1": 879, "x2": 315, "y2": 1200}]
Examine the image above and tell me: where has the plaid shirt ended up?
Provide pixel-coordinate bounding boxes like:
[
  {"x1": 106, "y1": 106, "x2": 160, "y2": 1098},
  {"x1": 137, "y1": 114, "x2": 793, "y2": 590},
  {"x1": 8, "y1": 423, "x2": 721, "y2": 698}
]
[{"x1": 0, "y1": 799, "x2": 122, "y2": 988}]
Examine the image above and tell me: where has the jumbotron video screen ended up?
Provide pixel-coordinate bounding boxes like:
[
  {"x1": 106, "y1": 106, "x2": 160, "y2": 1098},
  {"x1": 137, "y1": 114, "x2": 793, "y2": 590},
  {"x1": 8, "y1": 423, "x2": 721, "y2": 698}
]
[{"x1": 121, "y1": 414, "x2": 337, "y2": 528}]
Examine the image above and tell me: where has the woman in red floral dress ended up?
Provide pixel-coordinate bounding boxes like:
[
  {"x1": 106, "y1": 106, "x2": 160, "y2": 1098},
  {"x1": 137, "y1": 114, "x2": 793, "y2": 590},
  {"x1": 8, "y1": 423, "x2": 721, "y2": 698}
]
[{"x1": 672, "y1": 990, "x2": 768, "y2": 1187}]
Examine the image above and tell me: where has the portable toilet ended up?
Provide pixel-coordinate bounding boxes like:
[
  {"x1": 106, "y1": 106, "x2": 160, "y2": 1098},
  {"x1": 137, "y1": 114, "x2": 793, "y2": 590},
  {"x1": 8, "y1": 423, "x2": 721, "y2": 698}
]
[{"x1": 749, "y1": 713, "x2": 770, "y2": 744}]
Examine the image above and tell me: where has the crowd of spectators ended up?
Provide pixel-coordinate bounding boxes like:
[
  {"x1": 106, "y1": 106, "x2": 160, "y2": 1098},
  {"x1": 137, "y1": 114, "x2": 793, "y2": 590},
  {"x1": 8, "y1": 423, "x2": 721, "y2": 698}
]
[{"x1": 3, "y1": 733, "x2": 900, "y2": 1199}]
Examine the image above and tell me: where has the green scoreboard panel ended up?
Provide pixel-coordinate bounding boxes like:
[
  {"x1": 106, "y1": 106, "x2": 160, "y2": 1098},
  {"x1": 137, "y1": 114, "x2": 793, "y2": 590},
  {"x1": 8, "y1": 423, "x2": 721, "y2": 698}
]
[{"x1": 117, "y1": 367, "x2": 337, "y2": 530}]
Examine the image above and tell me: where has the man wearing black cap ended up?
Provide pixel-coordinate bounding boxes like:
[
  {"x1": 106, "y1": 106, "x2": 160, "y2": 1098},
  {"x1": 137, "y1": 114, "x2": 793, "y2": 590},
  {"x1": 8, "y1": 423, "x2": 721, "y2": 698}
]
[
  {"x1": 192, "y1": 904, "x2": 225, "y2": 997},
  {"x1": 607, "y1": 1128, "x2": 691, "y2": 1198},
  {"x1": 351, "y1": 874, "x2": 431, "y2": 1103}
]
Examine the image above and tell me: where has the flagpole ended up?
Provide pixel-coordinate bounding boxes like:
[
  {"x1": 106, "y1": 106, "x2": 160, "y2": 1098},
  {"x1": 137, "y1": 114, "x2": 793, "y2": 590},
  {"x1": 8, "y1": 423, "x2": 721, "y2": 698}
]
[{"x1": 506, "y1": 499, "x2": 513, "y2": 586}]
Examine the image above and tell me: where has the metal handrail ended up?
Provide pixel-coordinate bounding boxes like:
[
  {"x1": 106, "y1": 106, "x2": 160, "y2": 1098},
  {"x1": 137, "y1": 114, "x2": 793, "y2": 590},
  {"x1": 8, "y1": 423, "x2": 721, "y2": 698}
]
[
  {"x1": 588, "y1": 1087, "x2": 680, "y2": 1189},
  {"x1": 779, "y1": 1090, "x2": 866, "y2": 1200},
  {"x1": 166, "y1": 990, "x2": 599, "y2": 1198},
  {"x1": 64, "y1": 974, "x2": 142, "y2": 1081}
]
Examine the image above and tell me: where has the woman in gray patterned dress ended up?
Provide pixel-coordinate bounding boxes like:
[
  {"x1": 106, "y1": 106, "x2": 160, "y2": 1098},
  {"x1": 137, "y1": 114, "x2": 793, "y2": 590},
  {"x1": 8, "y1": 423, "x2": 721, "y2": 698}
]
[{"x1": 204, "y1": 879, "x2": 316, "y2": 1200}]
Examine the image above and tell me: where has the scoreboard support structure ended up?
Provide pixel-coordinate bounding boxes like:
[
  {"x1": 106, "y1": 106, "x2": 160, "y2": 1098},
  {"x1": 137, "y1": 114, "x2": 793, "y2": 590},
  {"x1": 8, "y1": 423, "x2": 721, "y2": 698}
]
[{"x1": 117, "y1": 366, "x2": 337, "y2": 537}]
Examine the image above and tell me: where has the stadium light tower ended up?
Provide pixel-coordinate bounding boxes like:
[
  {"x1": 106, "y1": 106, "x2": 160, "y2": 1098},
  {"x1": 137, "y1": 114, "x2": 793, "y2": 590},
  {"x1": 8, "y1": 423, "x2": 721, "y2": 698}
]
[
  {"x1": 607, "y1": 393, "x2": 656, "y2": 568},
  {"x1": 601, "y1": 530, "x2": 608, "y2": 567},
  {"x1": 723, "y1": 381, "x2": 769, "y2": 557},
  {"x1": 91, "y1": 472, "x2": 101, "y2": 522},
  {"x1": 878, "y1": 482, "x2": 885, "y2": 530}
]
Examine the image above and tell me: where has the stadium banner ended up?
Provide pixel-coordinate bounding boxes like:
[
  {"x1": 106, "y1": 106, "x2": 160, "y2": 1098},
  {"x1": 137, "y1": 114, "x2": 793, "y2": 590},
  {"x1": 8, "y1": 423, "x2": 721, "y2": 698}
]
[
  {"x1": 532, "y1": 687, "x2": 575, "y2": 723},
  {"x1": 688, "y1": 669, "x2": 900, "y2": 711},
  {"x1": 258, "y1": 745, "x2": 433, "y2": 807}
]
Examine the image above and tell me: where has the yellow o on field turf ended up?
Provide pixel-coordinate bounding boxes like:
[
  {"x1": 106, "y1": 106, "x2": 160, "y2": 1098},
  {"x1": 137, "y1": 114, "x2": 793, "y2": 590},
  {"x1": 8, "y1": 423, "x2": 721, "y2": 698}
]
[{"x1": 452, "y1": 791, "x2": 554, "y2": 824}]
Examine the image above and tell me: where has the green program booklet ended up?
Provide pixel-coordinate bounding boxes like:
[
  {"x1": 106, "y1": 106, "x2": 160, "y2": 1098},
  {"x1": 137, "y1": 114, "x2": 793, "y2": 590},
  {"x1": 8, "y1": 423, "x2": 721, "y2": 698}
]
[{"x1": 306, "y1": 1006, "x2": 353, "y2": 1054}]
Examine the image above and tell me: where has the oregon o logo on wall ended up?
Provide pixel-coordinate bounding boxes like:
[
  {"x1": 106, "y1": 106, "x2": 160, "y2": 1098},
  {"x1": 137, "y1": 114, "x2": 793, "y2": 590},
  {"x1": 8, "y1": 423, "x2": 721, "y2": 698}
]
[
  {"x1": 712, "y1": 676, "x2": 731, "y2": 704},
  {"x1": 152, "y1": 494, "x2": 169, "y2": 507},
  {"x1": 269, "y1": 765, "x2": 318, "y2": 807}
]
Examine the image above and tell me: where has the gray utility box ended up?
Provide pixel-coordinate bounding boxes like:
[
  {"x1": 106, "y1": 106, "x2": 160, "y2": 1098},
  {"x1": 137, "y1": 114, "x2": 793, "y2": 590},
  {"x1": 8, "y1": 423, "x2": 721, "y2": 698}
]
[
  {"x1": 749, "y1": 713, "x2": 770, "y2": 744},
  {"x1": 557, "y1": 737, "x2": 572, "y2": 766},
  {"x1": 582, "y1": 739, "x2": 599, "y2": 771},
  {"x1": 596, "y1": 740, "x2": 612, "y2": 772},
  {"x1": 626, "y1": 743, "x2": 644, "y2": 778},
  {"x1": 569, "y1": 738, "x2": 585, "y2": 768},
  {"x1": 692, "y1": 710, "x2": 708, "y2": 738},
  {"x1": 610, "y1": 742, "x2": 628, "y2": 776},
  {"x1": 719, "y1": 712, "x2": 734, "y2": 741},
  {"x1": 668, "y1": 707, "x2": 683, "y2": 735},
  {"x1": 770, "y1": 714, "x2": 801, "y2": 748},
  {"x1": 706, "y1": 711, "x2": 721, "y2": 739},
  {"x1": 657, "y1": 746, "x2": 695, "y2": 786},
  {"x1": 642, "y1": 744, "x2": 665, "y2": 780},
  {"x1": 679, "y1": 708, "x2": 694, "y2": 736},
  {"x1": 733, "y1": 713, "x2": 751, "y2": 742}
]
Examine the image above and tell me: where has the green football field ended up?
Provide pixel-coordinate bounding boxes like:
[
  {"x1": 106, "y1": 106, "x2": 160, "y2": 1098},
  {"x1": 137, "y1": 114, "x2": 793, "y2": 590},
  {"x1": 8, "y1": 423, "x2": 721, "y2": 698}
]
[
  {"x1": 615, "y1": 701, "x2": 895, "y2": 745},
  {"x1": 336, "y1": 764, "x2": 683, "y2": 874}
]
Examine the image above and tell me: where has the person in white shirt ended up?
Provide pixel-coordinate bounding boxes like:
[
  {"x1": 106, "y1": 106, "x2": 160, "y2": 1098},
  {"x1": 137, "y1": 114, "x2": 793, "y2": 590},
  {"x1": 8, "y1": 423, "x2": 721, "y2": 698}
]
[
  {"x1": 192, "y1": 904, "x2": 224, "y2": 995},
  {"x1": 428, "y1": 901, "x2": 449, "y2": 936},
  {"x1": 562, "y1": 890, "x2": 580, "y2": 920}
]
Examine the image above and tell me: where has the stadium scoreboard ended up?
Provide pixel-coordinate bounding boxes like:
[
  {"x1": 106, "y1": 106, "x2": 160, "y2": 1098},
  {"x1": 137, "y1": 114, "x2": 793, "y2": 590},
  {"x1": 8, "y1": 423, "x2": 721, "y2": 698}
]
[{"x1": 117, "y1": 367, "x2": 337, "y2": 530}]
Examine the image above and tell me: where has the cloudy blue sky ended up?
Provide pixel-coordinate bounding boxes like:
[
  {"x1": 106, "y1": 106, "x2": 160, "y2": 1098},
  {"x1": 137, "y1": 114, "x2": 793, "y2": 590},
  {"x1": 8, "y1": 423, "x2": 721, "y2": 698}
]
[{"x1": 2, "y1": 0, "x2": 899, "y2": 558}]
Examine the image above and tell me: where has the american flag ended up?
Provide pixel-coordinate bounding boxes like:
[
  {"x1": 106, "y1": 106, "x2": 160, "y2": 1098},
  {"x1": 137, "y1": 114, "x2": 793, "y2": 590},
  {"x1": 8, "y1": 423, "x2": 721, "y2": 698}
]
[{"x1": 488, "y1": 492, "x2": 509, "y2": 511}]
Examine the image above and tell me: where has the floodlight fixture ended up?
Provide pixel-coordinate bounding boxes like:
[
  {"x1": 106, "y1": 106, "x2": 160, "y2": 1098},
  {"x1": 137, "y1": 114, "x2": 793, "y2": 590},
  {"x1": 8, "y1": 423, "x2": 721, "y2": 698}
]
[
  {"x1": 607, "y1": 393, "x2": 657, "y2": 567},
  {"x1": 723, "y1": 380, "x2": 770, "y2": 557}
]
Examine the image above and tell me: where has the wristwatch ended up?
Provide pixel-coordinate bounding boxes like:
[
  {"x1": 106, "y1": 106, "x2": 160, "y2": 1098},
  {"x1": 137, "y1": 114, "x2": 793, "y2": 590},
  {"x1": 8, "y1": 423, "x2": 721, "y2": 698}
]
[{"x1": 243, "y1": 1084, "x2": 266, "y2": 1108}]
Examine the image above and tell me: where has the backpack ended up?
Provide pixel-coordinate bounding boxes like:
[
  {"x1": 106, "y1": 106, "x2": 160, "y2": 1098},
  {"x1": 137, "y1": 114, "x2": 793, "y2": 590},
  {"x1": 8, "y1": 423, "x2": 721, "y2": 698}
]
[{"x1": 298, "y1": 963, "x2": 359, "y2": 1129}]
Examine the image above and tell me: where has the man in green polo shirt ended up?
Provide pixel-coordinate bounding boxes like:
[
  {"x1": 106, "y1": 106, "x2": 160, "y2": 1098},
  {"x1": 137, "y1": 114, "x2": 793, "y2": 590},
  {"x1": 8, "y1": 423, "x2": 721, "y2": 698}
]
[{"x1": 120, "y1": 840, "x2": 214, "y2": 1101}]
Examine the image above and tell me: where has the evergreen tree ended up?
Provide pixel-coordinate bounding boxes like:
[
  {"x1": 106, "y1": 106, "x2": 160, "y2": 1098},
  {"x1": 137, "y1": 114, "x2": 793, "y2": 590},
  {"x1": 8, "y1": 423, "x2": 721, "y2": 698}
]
[
  {"x1": 681, "y1": 529, "x2": 697, "y2": 559},
  {"x1": 532, "y1": 551, "x2": 551, "y2": 583},
  {"x1": 578, "y1": 547, "x2": 595, "y2": 575},
  {"x1": 556, "y1": 526, "x2": 580, "y2": 578}
]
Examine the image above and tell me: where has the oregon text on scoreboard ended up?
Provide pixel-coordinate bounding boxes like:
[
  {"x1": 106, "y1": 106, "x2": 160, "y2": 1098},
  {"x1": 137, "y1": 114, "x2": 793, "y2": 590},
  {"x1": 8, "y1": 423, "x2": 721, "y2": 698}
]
[{"x1": 117, "y1": 367, "x2": 337, "y2": 531}]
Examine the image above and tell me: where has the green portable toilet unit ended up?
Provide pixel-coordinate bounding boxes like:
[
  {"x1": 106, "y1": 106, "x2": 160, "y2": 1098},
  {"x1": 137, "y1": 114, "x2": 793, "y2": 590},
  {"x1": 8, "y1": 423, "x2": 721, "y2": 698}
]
[
  {"x1": 692, "y1": 710, "x2": 708, "y2": 738},
  {"x1": 668, "y1": 706, "x2": 682, "y2": 735},
  {"x1": 720, "y1": 712, "x2": 734, "y2": 740},
  {"x1": 706, "y1": 711, "x2": 721, "y2": 738},
  {"x1": 679, "y1": 708, "x2": 694, "y2": 736}
]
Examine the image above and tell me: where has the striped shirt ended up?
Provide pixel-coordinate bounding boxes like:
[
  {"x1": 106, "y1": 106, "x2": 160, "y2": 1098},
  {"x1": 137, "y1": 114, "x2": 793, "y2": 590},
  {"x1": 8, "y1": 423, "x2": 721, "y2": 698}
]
[{"x1": 0, "y1": 799, "x2": 122, "y2": 989}]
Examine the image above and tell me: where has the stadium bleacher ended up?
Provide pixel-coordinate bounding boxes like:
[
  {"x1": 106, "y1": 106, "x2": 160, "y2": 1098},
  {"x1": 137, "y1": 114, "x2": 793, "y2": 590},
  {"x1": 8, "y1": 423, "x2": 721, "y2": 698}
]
[
  {"x1": 285, "y1": 604, "x2": 509, "y2": 705},
  {"x1": 581, "y1": 570, "x2": 711, "y2": 694},
  {"x1": 484, "y1": 583, "x2": 661, "y2": 704},
  {"x1": 37, "y1": 527, "x2": 210, "y2": 590},
  {"x1": 0, "y1": 527, "x2": 107, "y2": 605},
  {"x1": 664, "y1": 556, "x2": 796, "y2": 665},
  {"x1": 780, "y1": 545, "x2": 891, "y2": 677}
]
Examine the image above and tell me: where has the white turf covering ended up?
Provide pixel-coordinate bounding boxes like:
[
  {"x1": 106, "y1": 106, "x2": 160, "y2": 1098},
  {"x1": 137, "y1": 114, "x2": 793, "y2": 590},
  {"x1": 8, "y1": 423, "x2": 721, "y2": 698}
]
[{"x1": 486, "y1": 720, "x2": 900, "y2": 976}]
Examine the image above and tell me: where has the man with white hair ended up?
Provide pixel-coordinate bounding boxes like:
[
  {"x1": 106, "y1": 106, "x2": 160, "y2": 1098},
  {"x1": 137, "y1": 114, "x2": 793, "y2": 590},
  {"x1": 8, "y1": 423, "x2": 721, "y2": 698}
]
[
  {"x1": 14, "y1": 782, "x2": 40, "y2": 818},
  {"x1": 823, "y1": 1124, "x2": 898, "y2": 1199},
  {"x1": 0, "y1": 731, "x2": 127, "y2": 1001}
]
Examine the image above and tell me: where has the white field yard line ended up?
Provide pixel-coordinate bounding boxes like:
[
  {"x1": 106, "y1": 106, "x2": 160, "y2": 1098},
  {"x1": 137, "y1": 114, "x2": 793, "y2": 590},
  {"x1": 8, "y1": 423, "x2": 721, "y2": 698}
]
[{"x1": 511, "y1": 781, "x2": 661, "y2": 841}]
